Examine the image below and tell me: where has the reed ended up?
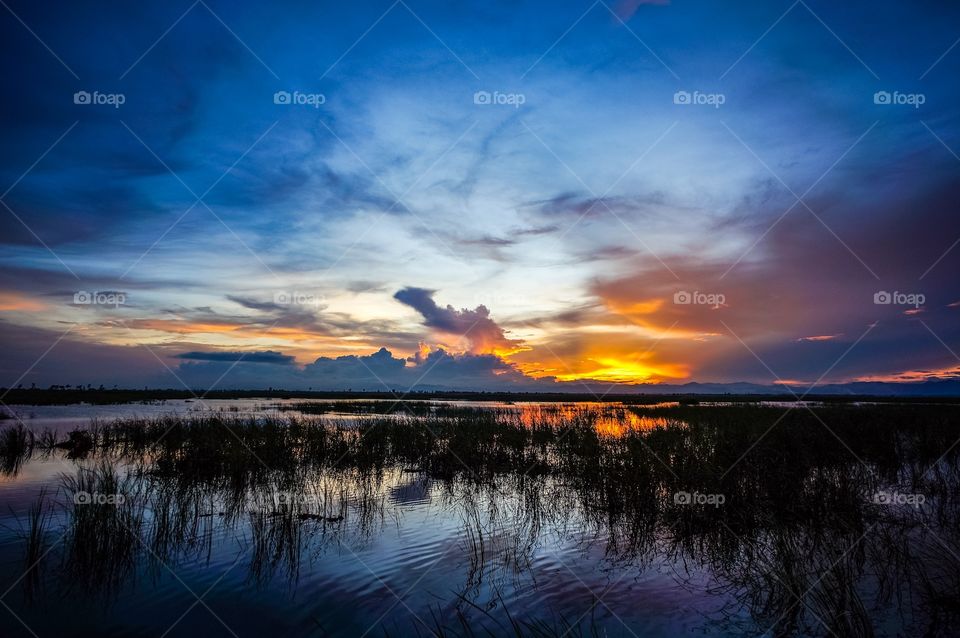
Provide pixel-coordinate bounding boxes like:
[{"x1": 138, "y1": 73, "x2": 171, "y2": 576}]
[{"x1": 8, "y1": 402, "x2": 960, "y2": 635}]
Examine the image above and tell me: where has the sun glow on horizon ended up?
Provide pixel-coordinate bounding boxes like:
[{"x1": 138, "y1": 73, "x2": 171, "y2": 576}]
[{"x1": 513, "y1": 353, "x2": 689, "y2": 384}]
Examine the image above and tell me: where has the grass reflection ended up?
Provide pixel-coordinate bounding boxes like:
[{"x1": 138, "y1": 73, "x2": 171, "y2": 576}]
[{"x1": 2, "y1": 402, "x2": 959, "y2": 636}]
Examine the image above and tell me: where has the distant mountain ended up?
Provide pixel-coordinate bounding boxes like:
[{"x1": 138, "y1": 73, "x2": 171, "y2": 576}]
[{"x1": 782, "y1": 378, "x2": 960, "y2": 397}]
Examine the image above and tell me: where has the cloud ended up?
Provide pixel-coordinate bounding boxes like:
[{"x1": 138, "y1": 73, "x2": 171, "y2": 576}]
[
  {"x1": 178, "y1": 346, "x2": 547, "y2": 391},
  {"x1": 0, "y1": 321, "x2": 178, "y2": 388},
  {"x1": 530, "y1": 191, "x2": 669, "y2": 223},
  {"x1": 573, "y1": 172, "x2": 960, "y2": 384},
  {"x1": 174, "y1": 350, "x2": 294, "y2": 364},
  {"x1": 0, "y1": 292, "x2": 47, "y2": 312},
  {"x1": 301, "y1": 347, "x2": 408, "y2": 385},
  {"x1": 393, "y1": 287, "x2": 525, "y2": 355},
  {"x1": 614, "y1": 0, "x2": 670, "y2": 21},
  {"x1": 2, "y1": 0, "x2": 959, "y2": 393},
  {"x1": 0, "y1": 320, "x2": 544, "y2": 391},
  {"x1": 300, "y1": 346, "x2": 545, "y2": 391}
]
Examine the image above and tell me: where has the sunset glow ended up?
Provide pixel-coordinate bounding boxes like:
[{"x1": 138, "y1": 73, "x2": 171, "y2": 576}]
[
  {"x1": 0, "y1": 0, "x2": 958, "y2": 394},
  {"x1": 5, "y1": 5, "x2": 960, "y2": 638}
]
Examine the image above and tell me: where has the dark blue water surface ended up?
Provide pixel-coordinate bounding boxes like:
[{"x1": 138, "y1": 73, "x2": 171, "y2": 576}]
[{"x1": 0, "y1": 400, "x2": 956, "y2": 637}]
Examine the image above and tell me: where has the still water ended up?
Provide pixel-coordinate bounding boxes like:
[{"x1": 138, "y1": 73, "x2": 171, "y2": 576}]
[{"x1": 0, "y1": 399, "x2": 957, "y2": 637}]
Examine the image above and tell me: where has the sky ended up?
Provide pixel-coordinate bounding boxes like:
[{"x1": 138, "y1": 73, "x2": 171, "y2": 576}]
[{"x1": 1, "y1": 0, "x2": 959, "y2": 392}]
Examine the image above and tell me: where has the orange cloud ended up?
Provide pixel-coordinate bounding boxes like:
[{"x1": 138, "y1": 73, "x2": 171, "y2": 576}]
[
  {"x1": 121, "y1": 318, "x2": 243, "y2": 334},
  {"x1": 394, "y1": 287, "x2": 527, "y2": 356},
  {"x1": 852, "y1": 365, "x2": 960, "y2": 383},
  {"x1": 507, "y1": 328, "x2": 690, "y2": 383},
  {"x1": 0, "y1": 292, "x2": 46, "y2": 312}
]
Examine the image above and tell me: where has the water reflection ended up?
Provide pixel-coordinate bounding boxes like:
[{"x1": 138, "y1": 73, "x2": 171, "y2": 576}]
[{"x1": 0, "y1": 403, "x2": 958, "y2": 636}]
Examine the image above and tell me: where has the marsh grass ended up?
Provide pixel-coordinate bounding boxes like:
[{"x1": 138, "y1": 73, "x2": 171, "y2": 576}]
[
  {"x1": 60, "y1": 462, "x2": 145, "y2": 594},
  {"x1": 6, "y1": 402, "x2": 960, "y2": 636},
  {"x1": 0, "y1": 423, "x2": 33, "y2": 475},
  {"x1": 16, "y1": 487, "x2": 52, "y2": 603}
]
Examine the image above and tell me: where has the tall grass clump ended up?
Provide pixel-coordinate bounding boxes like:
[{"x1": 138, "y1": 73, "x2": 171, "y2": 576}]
[
  {"x1": 0, "y1": 423, "x2": 34, "y2": 475},
  {"x1": 60, "y1": 462, "x2": 145, "y2": 593},
  {"x1": 19, "y1": 487, "x2": 52, "y2": 602}
]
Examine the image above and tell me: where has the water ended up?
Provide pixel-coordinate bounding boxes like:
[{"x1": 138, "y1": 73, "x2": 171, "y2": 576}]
[{"x1": 0, "y1": 400, "x2": 958, "y2": 637}]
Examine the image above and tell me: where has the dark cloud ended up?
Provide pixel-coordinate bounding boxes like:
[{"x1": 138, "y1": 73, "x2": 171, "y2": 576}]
[
  {"x1": 393, "y1": 287, "x2": 524, "y2": 354},
  {"x1": 344, "y1": 280, "x2": 389, "y2": 294},
  {"x1": 172, "y1": 347, "x2": 549, "y2": 391},
  {"x1": 302, "y1": 347, "x2": 407, "y2": 384},
  {"x1": 532, "y1": 191, "x2": 667, "y2": 220},
  {"x1": 437, "y1": 233, "x2": 516, "y2": 262},
  {"x1": 226, "y1": 295, "x2": 286, "y2": 313},
  {"x1": 225, "y1": 294, "x2": 333, "y2": 333},
  {"x1": 583, "y1": 169, "x2": 960, "y2": 383},
  {"x1": 299, "y1": 347, "x2": 542, "y2": 391},
  {"x1": 175, "y1": 350, "x2": 294, "y2": 364},
  {"x1": 458, "y1": 235, "x2": 515, "y2": 247},
  {"x1": 0, "y1": 321, "x2": 539, "y2": 391},
  {"x1": 3, "y1": 317, "x2": 958, "y2": 393},
  {"x1": 0, "y1": 321, "x2": 177, "y2": 388},
  {"x1": 513, "y1": 224, "x2": 559, "y2": 237}
]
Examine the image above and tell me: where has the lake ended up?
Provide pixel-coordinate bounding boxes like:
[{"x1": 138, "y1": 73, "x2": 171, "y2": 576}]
[{"x1": 0, "y1": 399, "x2": 958, "y2": 636}]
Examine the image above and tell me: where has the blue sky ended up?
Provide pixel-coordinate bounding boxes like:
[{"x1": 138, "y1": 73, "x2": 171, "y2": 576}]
[{"x1": 1, "y1": 0, "x2": 959, "y2": 390}]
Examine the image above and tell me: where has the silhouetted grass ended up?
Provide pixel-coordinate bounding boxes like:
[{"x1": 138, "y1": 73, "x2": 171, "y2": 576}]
[
  {"x1": 7, "y1": 402, "x2": 960, "y2": 635},
  {"x1": 60, "y1": 462, "x2": 145, "y2": 594},
  {"x1": 0, "y1": 423, "x2": 33, "y2": 475},
  {"x1": 17, "y1": 487, "x2": 51, "y2": 603}
]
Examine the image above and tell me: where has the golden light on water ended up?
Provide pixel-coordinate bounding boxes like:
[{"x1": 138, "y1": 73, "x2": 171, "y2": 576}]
[
  {"x1": 511, "y1": 404, "x2": 685, "y2": 438},
  {"x1": 593, "y1": 413, "x2": 683, "y2": 438}
]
